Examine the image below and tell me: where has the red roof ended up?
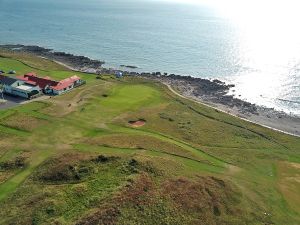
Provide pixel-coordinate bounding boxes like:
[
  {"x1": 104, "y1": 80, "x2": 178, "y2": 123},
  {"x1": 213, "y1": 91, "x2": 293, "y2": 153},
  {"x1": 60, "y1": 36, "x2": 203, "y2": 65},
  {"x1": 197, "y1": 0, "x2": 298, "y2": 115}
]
[
  {"x1": 17, "y1": 73, "x2": 58, "y2": 89},
  {"x1": 24, "y1": 80, "x2": 37, "y2": 85},
  {"x1": 51, "y1": 75, "x2": 80, "y2": 91},
  {"x1": 16, "y1": 73, "x2": 81, "y2": 91},
  {"x1": 25, "y1": 72, "x2": 36, "y2": 77}
]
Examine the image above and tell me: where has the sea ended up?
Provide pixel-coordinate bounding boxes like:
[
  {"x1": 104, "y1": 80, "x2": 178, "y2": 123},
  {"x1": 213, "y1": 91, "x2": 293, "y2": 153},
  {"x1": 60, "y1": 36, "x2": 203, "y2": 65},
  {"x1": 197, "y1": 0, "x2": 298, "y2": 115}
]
[{"x1": 0, "y1": 0, "x2": 299, "y2": 115}]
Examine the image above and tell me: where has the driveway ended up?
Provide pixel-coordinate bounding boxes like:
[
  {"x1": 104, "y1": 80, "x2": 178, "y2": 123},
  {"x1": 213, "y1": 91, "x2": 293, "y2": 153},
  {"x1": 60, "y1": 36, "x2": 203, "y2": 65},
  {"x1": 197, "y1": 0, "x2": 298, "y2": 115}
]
[
  {"x1": 0, "y1": 94, "x2": 26, "y2": 110},
  {"x1": 0, "y1": 94, "x2": 51, "y2": 110}
]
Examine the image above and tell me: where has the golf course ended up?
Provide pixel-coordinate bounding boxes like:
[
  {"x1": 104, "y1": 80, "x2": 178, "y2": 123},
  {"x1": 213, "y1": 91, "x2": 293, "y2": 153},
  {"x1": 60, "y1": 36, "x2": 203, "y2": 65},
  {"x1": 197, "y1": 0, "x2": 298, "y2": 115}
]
[{"x1": 0, "y1": 50, "x2": 299, "y2": 225}]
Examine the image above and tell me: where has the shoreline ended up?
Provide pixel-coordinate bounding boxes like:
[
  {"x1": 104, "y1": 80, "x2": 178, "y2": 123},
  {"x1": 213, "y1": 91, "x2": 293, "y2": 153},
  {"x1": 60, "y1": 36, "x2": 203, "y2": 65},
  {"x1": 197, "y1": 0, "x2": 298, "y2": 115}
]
[
  {"x1": 150, "y1": 75, "x2": 300, "y2": 137},
  {"x1": 165, "y1": 83, "x2": 300, "y2": 138},
  {"x1": 1, "y1": 44, "x2": 299, "y2": 137}
]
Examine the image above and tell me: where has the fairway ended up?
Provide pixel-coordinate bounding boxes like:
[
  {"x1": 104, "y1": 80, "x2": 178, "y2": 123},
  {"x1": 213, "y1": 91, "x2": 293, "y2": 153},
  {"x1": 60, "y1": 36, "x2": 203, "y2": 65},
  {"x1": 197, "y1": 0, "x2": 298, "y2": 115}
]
[
  {"x1": 101, "y1": 84, "x2": 162, "y2": 110},
  {"x1": 0, "y1": 51, "x2": 299, "y2": 225}
]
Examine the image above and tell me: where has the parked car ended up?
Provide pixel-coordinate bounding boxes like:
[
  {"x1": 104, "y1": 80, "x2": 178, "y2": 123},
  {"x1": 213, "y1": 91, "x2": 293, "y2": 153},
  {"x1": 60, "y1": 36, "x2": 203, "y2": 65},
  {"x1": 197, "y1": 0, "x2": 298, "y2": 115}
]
[{"x1": 8, "y1": 70, "x2": 16, "y2": 74}]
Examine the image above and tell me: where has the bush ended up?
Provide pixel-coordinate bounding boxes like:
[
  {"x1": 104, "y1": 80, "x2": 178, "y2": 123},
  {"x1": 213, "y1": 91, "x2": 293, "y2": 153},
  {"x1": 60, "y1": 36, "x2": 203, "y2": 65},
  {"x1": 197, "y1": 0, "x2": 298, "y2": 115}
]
[
  {"x1": 38, "y1": 163, "x2": 92, "y2": 183},
  {"x1": 0, "y1": 157, "x2": 26, "y2": 171},
  {"x1": 92, "y1": 155, "x2": 118, "y2": 164}
]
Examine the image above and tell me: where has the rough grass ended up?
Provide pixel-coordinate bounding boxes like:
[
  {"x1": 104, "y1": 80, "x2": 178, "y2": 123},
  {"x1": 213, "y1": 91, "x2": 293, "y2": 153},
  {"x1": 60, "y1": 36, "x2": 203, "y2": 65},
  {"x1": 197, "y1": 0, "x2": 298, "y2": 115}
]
[
  {"x1": 0, "y1": 51, "x2": 299, "y2": 224},
  {"x1": 85, "y1": 134, "x2": 203, "y2": 161},
  {"x1": 277, "y1": 161, "x2": 300, "y2": 216},
  {"x1": 0, "y1": 112, "x2": 48, "y2": 131},
  {"x1": 162, "y1": 176, "x2": 248, "y2": 225}
]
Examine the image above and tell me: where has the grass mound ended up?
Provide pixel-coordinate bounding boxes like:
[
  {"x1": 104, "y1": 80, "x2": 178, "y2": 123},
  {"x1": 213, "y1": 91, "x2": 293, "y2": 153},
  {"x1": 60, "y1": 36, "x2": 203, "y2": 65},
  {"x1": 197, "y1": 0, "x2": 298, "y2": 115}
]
[
  {"x1": 36, "y1": 154, "x2": 121, "y2": 184},
  {"x1": 76, "y1": 173, "x2": 185, "y2": 225},
  {"x1": 76, "y1": 172, "x2": 253, "y2": 225},
  {"x1": 36, "y1": 154, "x2": 93, "y2": 184}
]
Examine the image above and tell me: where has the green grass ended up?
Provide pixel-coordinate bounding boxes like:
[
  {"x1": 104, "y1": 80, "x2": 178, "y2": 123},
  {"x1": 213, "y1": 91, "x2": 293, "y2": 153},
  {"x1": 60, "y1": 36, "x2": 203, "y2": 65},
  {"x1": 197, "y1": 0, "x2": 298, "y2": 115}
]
[
  {"x1": 0, "y1": 150, "x2": 52, "y2": 201},
  {"x1": 0, "y1": 50, "x2": 299, "y2": 224},
  {"x1": 0, "y1": 148, "x2": 23, "y2": 162},
  {"x1": 0, "y1": 54, "x2": 96, "y2": 82},
  {"x1": 108, "y1": 125, "x2": 226, "y2": 168}
]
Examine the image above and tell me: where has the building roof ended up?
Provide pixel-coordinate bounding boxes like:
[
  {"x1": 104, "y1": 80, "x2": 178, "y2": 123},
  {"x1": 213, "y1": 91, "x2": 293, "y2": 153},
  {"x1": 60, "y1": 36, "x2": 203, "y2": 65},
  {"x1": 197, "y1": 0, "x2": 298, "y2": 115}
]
[
  {"x1": 17, "y1": 73, "x2": 58, "y2": 89},
  {"x1": 51, "y1": 75, "x2": 81, "y2": 91},
  {"x1": 0, "y1": 76, "x2": 19, "y2": 86},
  {"x1": 24, "y1": 80, "x2": 37, "y2": 86},
  {"x1": 15, "y1": 84, "x2": 36, "y2": 91},
  {"x1": 15, "y1": 73, "x2": 82, "y2": 92}
]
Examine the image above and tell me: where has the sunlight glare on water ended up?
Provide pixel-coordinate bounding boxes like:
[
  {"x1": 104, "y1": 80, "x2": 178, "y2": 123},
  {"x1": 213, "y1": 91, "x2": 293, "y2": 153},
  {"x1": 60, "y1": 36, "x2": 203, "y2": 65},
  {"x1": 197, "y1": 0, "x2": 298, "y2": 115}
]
[
  {"x1": 211, "y1": 0, "x2": 300, "y2": 115},
  {"x1": 156, "y1": 0, "x2": 300, "y2": 114}
]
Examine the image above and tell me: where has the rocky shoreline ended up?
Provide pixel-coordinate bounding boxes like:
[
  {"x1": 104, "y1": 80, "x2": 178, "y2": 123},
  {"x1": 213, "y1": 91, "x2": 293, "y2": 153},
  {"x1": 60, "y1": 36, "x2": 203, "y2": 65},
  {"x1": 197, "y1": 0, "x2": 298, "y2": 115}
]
[
  {"x1": 1, "y1": 44, "x2": 299, "y2": 136},
  {"x1": 143, "y1": 73, "x2": 257, "y2": 114},
  {"x1": 0, "y1": 44, "x2": 105, "y2": 73},
  {"x1": 151, "y1": 74, "x2": 300, "y2": 136}
]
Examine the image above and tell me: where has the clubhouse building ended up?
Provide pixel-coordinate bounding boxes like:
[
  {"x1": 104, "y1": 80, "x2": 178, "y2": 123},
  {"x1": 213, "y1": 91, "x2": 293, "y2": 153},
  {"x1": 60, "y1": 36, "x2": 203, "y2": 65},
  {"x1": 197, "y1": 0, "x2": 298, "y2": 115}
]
[{"x1": 0, "y1": 73, "x2": 84, "y2": 99}]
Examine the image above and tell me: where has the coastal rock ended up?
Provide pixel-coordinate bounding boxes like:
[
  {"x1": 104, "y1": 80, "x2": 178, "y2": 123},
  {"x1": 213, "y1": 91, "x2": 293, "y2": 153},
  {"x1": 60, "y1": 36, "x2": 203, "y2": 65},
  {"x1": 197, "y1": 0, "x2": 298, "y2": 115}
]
[
  {"x1": 0, "y1": 44, "x2": 105, "y2": 72},
  {"x1": 120, "y1": 65, "x2": 138, "y2": 69}
]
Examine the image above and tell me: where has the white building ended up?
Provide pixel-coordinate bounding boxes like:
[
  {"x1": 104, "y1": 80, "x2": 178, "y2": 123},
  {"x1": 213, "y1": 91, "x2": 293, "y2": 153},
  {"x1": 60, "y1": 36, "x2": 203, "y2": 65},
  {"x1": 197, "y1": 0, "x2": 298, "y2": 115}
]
[{"x1": 0, "y1": 76, "x2": 41, "y2": 99}]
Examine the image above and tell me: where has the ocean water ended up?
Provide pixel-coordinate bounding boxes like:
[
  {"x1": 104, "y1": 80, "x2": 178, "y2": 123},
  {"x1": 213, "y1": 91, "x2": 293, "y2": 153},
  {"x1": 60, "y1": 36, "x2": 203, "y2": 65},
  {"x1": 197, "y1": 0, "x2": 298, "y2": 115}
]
[{"x1": 0, "y1": 0, "x2": 299, "y2": 115}]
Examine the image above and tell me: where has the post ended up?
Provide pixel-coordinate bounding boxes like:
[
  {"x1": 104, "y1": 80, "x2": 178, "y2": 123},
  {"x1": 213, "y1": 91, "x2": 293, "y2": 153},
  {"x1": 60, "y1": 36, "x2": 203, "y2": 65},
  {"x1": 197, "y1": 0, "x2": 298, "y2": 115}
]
[{"x1": 0, "y1": 84, "x2": 4, "y2": 100}]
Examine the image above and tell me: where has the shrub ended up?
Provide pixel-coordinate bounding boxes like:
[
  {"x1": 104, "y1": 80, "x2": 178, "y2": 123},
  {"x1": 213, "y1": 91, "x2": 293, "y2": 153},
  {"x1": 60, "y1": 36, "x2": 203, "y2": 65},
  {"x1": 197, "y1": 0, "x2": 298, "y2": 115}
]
[{"x1": 0, "y1": 156, "x2": 27, "y2": 171}]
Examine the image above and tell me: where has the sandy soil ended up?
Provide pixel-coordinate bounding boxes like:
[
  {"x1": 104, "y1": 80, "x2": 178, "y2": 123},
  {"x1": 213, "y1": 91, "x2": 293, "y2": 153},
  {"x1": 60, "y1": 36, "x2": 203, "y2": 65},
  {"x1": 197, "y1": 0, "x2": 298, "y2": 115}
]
[{"x1": 129, "y1": 120, "x2": 146, "y2": 127}]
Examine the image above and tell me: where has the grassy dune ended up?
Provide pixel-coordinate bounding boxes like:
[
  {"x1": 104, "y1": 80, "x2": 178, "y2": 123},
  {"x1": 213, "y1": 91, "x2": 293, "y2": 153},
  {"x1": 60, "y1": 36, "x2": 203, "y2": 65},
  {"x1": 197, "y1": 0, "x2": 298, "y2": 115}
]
[{"x1": 0, "y1": 51, "x2": 299, "y2": 224}]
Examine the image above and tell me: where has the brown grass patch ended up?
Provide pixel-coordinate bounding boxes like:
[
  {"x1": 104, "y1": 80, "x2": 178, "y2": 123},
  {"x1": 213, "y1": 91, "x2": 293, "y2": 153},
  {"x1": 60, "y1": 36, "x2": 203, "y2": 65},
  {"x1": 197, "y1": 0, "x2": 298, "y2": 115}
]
[
  {"x1": 76, "y1": 206, "x2": 121, "y2": 225},
  {"x1": 0, "y1": 113, "x2": 47, "y2": 131},
  {"x1": 162, "y1": 176, "x2": 243, "y2": 224},
  {"x1": 0, "y1": 171, "x2": 14, "y2": 184},
  {"x1": 277, "y1": 161, "x2": 300, "y2": 213},
  {"x1": 290, "y1": 162, "x2": 300, "y2": 170},
  {"x1": 0, "y1": 139, "x2": 18, "y2": 157}
]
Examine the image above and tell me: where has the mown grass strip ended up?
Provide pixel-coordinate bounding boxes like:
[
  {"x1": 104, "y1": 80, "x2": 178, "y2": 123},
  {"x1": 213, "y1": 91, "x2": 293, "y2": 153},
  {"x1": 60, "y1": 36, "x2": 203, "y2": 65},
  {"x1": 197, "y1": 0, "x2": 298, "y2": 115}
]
[
  {"x1": 0, "y1": 125, "x2": 30, "y2": 136},
  {"x1": 0, "y1": 150, "x2": 52, "y2": 201},
  {"x1": 0, "y1": 110, "x2": 16, "y2": 120}
]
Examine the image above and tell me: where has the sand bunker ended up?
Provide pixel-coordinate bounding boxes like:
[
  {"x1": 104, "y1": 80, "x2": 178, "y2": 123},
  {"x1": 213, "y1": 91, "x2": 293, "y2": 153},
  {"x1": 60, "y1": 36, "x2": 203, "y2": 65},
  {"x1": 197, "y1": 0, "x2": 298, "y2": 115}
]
[{"x1": 128, "y1": 119, "x2": 146, "y2": 127}]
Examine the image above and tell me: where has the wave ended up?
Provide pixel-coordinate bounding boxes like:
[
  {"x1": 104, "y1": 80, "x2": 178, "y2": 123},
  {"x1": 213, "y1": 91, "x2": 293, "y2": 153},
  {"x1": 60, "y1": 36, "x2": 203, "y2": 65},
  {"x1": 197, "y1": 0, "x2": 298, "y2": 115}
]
[{"x1": 277, "y1": 98, "x2": 300, "y2": 104}]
